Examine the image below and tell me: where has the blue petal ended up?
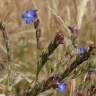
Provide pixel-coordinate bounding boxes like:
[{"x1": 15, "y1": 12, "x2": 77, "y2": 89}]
[
  {"x1": 31, "y1": 10, "x2": 37, "y2": 15},
  {"x1": 31, "y1": 17, "x2": 37, "y2": 22},
  {"x1": 25, "y1": 19, "x2": 31, "y2": 24},
  {"x1": 22, "y1": 14, "x2": 26, "y2": 19}
]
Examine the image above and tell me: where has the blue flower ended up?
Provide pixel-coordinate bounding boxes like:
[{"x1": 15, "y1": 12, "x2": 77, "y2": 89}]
[
  {"x1": 79, "y1": 48, "x2": 87, "y2": 55},
  {"x1": 57, "y1": 82, "x2": 66, "y2": 93},
  {"x1": 22, "y1": 9, "x2": 37, "y2": 24}
]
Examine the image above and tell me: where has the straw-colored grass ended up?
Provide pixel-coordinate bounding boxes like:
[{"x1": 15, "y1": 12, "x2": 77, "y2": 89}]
[{"x1": 0, "y1": 0, "x2": 96, "y2": 95}]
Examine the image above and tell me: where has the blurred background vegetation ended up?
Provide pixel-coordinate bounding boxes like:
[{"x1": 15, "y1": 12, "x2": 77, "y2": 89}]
[{"x1": 0, "y1": 0, "x2": 96, "y2": 96}]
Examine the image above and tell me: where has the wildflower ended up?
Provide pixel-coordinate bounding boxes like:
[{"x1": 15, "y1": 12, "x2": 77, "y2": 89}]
[
  {"x1": 57, "y1": 82, "x2": 66, "y2": 93},
  {"x1": 22, "y1": 9, "x2": 37, "y2": 24},
  {"x1": 54, "y1": 32, "x2": 64, "y2": 45}
]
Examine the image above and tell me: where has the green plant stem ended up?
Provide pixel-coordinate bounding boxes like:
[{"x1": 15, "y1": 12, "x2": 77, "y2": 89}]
[
  {"x1": 36, "y1": 42, "x2": 58, "y2": 77},
  {"x1": 35, "y1": 26, "x2": 41, "y2": 82}
]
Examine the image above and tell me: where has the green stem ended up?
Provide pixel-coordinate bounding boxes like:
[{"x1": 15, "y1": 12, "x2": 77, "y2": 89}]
[{"x1": 35, "y1": 26, "x2": 41, "y2": 81}]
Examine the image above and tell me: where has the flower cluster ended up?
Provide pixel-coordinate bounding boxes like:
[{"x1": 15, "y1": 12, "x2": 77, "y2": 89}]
[
  {"x1": 22, "y1": 9, "x2": 41, "y2": 49},
  {"x1": 21, "y1": 8, "x2": 96, "y2": 96}
]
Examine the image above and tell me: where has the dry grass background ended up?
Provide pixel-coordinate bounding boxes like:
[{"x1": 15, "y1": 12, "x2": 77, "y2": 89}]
[{"x1": 0, "y1": 0, "x2": 96, "y2": 96}]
